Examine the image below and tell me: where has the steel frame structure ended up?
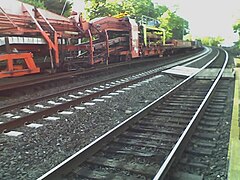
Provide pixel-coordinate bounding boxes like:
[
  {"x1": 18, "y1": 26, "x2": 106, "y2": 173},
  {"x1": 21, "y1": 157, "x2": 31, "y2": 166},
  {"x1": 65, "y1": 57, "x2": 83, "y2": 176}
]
[
  {"x1": 0, "y1": 52, "x2": 40, "y2": 78},
  {"x1": 0, "y1": 1, "x2": 79, "y2": 77},
  {"x1": 0, "y1": 1, "x2": 192, "y2": 78}
]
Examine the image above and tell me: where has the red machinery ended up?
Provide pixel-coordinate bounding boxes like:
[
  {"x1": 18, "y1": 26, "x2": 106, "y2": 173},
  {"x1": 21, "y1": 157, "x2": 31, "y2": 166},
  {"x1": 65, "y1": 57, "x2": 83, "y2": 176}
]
[
  {"x1": 0, "y1": 0, "x2": 198, "y2": 78},
  {"x1": 0, "y1": 1, "x2": 140, "y2": 77},
  {"x1": 72, "y1": 14, "x2": 140, "y2": 65},
  {"x1": 0, "y1": 0, "x2": 80, "y2": 77},
  {"x1": 0, "y1": 52, "x2": 39, "y2": 78}
]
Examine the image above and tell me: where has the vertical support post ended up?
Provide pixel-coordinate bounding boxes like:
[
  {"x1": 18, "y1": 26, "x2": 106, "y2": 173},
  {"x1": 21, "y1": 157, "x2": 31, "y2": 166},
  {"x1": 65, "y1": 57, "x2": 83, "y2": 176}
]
[
  {"x1": 7, "y1": 55, "x2": 13, "y2": 71},
  {"x1": 49, "y1": 50, "x2": 54, "y2": 72},
  {"x1": 143, "y1": 25, "x2": 147, "y2": 47},
  {"x1": 4, "y1": 37, "x2": 11, "y2": 53},
  {"x1": 88, "y1": 29, "x2": 94, "y2": 65},
  {"x1": 105, "y1": 30, "x2": 109, "y2": 65},
  {"x1": 37, "y1": 8, "x2": 59, "y2": 67},
  {"x1": 60, "y1": 37, "x2": 65, "y2": 66},
  {"x1": 162, "y1": 29, "x2": 166, "y2": 45},
  {"x1": 54, "y1": 31, "x2": 59, "y2": 66}
]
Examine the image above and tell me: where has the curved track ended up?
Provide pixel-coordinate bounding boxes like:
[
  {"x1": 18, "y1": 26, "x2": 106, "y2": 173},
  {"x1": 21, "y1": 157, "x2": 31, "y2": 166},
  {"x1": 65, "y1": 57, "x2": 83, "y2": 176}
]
[
  {"x1": 0, "y1": 48, "x2": 213, "y2": 133},
  {"x1": 37, "y1": 48, "x2": 228, "y2": 179}
]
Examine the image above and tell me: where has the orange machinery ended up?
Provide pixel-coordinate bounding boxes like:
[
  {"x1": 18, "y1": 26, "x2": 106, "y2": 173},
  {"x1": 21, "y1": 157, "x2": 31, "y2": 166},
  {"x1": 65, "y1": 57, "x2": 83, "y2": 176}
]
[
  {"x1": 0, "y1": 1, "x2": 140, "y2": 77},
  {"x1": 73, "y1": 15, "x2": 140, "y2": 65},
  {"x1": 0, "y1": 1, "x2": 166, "y2": 78},
  {"x1": 0, "y1": 0, "x2": 80, "y2": 77}
]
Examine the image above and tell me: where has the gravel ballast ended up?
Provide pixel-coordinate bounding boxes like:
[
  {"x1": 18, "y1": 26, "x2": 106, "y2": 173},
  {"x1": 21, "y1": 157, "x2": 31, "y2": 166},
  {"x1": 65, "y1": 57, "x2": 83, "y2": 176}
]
[
  {"x1": 0, "y1": 74, "x2": 182, "y2": 179},
  {"x1": 1, "y1": 50, "x2": 222, "y2": 179}
]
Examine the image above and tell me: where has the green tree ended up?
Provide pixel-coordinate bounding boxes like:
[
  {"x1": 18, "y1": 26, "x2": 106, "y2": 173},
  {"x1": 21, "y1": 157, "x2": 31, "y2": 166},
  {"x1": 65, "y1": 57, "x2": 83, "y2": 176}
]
[
  {"x1": 153, "y1": 5, "x2": 168, "y2": 19},
  {"x1": 233, "y1": 20, "x2": 240, "y2": 48},
  {"x1": 158, "y1": 10, "x2": 189, "y2": 40},
  {"x1": 120, "y1": 0, "x2": 156, "y2": 21},
  {"x1": 171, "y1": 17, "x2": 189, "y2": 39},
  {"x1": 85, "y1": 0, "x2": 189, "y2": 40},
  {"x1": 233, "y1": 20, "x2": 240, "y2": 35},
  {"x1": 85, "y1": 0, "x2": 120, "y2": 19},
  {"x1": 85, "y1": 0, "x2": 161, "y2": 21},
  {"x1": 200, "y1": 36, "x2": 224, "y2": 47},
  {"x1": 44, "y1": 0, "x2": 72, "y2": 17},
  {"x1": 158, "y1": 10, "x2": 172, "y2": 39},
  {"x1": 21, "y1": 0, "x2": 72, "y2": 17}
]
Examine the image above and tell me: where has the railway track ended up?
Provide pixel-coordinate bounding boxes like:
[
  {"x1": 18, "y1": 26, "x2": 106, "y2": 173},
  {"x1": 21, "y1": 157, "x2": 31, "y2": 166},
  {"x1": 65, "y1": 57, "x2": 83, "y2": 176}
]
[
  {"x1": 168, "y1": 79, "x2": 233, "y2": 180},
  {"x1": 37, "y1": 48, "x2": 228, "y2": 179},
  {"x1": 0, "y1": 47, "x2": 214, "y2": 133},
  {"x1": 0, "y1": 49, "x2": 205, "y2": 96},
  {"x1": 0, "y1": 47, "x2": 212, "y2": 112}
]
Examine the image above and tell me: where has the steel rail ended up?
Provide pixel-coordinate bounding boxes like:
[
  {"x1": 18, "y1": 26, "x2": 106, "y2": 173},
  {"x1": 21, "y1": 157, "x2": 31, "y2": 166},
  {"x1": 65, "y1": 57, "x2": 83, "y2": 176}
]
[
  {"x1": 0, "y1": 47, "x2": 211, "y2": 113},
  {"x1": 37, "y1": 48, "x2": 220, "y2": 180},
  {"x1": 0, "y1": 69, "x2": 161, "y2": 113},
  {"x1": 153, "y1": 48, "x2": 229, "y2": 180},
  {"x1": 0, "y1": 66, "x2": 169, "y2": 133},
  {"x1": 0, "y1": 48, "x2": 208, "y2": 92}
]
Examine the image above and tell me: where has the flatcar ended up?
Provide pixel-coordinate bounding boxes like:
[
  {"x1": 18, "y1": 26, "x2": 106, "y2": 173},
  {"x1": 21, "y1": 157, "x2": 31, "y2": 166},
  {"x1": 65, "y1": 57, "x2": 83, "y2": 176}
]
[{"x1": 0, "y1": 0, "x2": 202, "y2": 78}]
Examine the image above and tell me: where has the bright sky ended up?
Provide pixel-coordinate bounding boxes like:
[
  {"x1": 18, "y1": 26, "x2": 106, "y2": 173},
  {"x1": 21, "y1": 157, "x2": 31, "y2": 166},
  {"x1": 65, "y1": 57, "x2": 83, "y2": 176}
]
[
  {"x1": 71, "y1": 0, "x2": 240, "y2": 46},
  {"x1": 154, "y1": 0, "x2": 240, "y2": 46},
  {"x1": 70, "y1": 0, "x2": 85, "y2": 13}
]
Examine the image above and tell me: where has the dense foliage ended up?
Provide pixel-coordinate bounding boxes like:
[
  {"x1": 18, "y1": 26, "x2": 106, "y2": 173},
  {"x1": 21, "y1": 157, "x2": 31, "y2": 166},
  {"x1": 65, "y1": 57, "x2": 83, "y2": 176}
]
[
  {"x1": 158, "y1": 10, "x2": 188, "y2": 40},
  {"x1": 85, "y1": 0, "x2": 157, "y2": 21},
  {"x1": 233, "y1": 20, "x2": 240, "y2": 49},
  {"x1": 85, "y1": 0, "x2": 189, "y2": 40},
  {"x1": 199, "y1": 36, "x2": 224, "y2": 47},
  {"x1": 21, "y1": 0, "x2": 72, "y2": 17},
  {"x1": 233, "y1": 20, "x2": 240, "y2": 37}
]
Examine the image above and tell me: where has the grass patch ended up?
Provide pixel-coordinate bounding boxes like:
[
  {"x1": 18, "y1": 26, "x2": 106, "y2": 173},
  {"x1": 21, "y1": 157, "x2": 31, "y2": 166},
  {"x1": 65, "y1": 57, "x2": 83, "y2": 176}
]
[{"x1": 234, "y1": 57, "x2": 240, "y2": 67}]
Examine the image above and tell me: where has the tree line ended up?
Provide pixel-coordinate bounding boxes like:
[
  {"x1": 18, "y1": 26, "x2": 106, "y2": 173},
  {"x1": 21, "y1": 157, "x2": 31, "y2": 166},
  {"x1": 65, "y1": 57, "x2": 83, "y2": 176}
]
[
  {"x1": 233, "y1": 20, "x2": 240, "y2": 51},
  {"x1": 85, "y1": 0, "x2": 189, "y2": 40}
]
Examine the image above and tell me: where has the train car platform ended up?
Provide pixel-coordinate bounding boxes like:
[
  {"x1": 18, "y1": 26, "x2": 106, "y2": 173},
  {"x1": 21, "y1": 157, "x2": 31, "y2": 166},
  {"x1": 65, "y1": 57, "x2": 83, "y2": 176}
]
[{"x1": 228, "y1": 57, "x2": 240, "y2": 180}]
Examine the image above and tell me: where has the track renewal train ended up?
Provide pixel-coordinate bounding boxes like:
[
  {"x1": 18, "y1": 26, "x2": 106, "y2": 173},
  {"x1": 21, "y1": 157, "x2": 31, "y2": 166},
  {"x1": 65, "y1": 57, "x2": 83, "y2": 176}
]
[{"x1": 0, "y1": 0, "x2": 202, "y2": 78}]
